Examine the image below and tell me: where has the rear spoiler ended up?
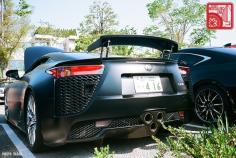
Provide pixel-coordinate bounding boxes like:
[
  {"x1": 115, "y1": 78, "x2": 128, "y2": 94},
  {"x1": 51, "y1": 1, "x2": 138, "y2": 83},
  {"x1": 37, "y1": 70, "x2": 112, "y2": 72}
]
[
  {"x1": 87, "y1": 35, "x2": 178, "y2": 57},
  {"x1": 224, "y1": 43, "x2": 236, "y2": 48}
]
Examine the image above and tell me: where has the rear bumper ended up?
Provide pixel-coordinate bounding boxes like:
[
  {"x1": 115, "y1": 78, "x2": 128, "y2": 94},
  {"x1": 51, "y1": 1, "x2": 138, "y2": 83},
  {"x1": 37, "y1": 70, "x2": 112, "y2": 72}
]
[
  {"x1": 41, "y1": 93, "x2": 189, "y2": 145},
  {"x1": 42, "y1": 123, "x2": 150, "y2": 146},
  {"x1": 65, "y1": 125, "x2": 150, "y2": 143},
  {"x1": 75, "y1": 92, "x2": 190, "y2": 120},
  {"x1": 41, "y1": 114, "x2": 180, "y2": 146}
]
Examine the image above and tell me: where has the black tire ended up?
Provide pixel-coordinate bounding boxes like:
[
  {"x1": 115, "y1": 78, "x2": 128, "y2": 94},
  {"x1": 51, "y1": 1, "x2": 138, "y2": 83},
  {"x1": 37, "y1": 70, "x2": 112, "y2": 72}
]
[
  {"x1": 25, "y1": 92, "x2": 44, "y2": 152},
  {"x1": 4, "y1": 95, "x2": 9, "y2": 121},
  {"x1": 194, "y1": 85, "x2": 229, "y2": 124}
]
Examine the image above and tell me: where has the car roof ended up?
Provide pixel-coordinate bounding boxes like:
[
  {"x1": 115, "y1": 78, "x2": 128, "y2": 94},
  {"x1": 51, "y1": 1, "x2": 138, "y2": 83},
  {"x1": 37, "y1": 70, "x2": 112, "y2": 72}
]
[{"x1": 178, "y1": 47, "x2": 236, "y2": 57}]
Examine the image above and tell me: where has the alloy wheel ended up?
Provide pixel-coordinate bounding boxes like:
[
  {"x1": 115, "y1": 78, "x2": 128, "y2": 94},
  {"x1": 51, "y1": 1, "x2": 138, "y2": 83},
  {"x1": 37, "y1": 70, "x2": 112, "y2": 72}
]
[
  {"x1": 26, "y1": 95, "x2": 37, "y2": 146},
  {"x1": 195, "y1": 88, "x2": 224, "y2": 123}
]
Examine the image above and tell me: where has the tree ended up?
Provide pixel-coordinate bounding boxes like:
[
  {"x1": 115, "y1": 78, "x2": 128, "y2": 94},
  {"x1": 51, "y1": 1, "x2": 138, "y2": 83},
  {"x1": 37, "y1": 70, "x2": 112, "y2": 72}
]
[
  {"x1": 75, "y1": 25, "x2": 138, "y2": 55},
  {"x1": 145, "y1": 0, "x2": 215, "y2": 48},
  {"x1": 15, "y1": 0, "x2": 32, "y2": 16},
  {"x1": 110, "y1": 26, "x2": 137, "y2": 56},
  {"x1": 75, "y1": 34, "x2": 95, "y2": 52},
  {"x1": 0, "y1": 0, "x2": 32, "y2": 77},
  {"x1": 76, "y1": 0, "x2": 119, "y2": 52},
  {"x1": 34, "y1": 22, "x2": 77, "y2": 38},
  {"x1": 143, "y1": 25, "x2": 168, "y2": 38},
  {"x1": 79, "y1": 0, "x2": 118, "y2": 35}
]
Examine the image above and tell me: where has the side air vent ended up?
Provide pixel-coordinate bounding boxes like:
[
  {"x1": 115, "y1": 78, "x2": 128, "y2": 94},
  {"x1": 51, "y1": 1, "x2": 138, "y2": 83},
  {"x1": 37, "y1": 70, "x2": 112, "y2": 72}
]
[{"x1": 55, "y1": 75, "x2": 101, "y2": 116}]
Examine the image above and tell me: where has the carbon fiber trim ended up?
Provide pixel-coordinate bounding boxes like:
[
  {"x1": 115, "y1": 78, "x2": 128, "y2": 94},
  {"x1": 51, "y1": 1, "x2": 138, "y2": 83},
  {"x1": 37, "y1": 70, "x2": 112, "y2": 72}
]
[{"x1": 68, "y1": 117, "x2": 141, "y2": 140}]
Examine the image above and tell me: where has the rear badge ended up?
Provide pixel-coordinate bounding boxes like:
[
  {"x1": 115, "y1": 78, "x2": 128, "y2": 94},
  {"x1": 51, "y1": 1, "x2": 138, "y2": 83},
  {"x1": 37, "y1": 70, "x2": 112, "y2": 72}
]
[{"x1": 144, "y1": 64, "x2": 152, "y2": 71}]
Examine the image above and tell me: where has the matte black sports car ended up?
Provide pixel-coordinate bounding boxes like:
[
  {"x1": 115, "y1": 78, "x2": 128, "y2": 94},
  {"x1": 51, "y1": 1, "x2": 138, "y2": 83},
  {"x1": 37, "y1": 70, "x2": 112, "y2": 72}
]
[
  {"x1": 5, "y1": 35, "x2": 189, "y2": 152},
  {"x1": 169, "y1": 47, "x2": 236, "y2": 123}
]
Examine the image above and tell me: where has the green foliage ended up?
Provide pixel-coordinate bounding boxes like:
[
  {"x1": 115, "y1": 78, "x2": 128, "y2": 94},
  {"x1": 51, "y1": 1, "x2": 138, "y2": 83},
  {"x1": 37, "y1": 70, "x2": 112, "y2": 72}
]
[
  {"x1": 93, "y1": 145, "x2": 114, "y2": 158},
  {"x1": 75, "y1": 34, "x2": 97, "y2": 52},
  {"x1": 110, "y1": 26, "x2": 137, "y2": 56},
  {"x1": 0, "y1": 0, "x2": 32, "y2": 77},
  {"x1": 190, "y1": 28, "x2": 216, "y2": 47},
  {"x1": 34, "y1": 25, "x2": 77, "y2": 38},
  {"x1": 143, "y1": 25, "x2": 168, "y2": 38},
  {"x1": 119, "y1": 26, "x2": 137, "y2": 35},
  {"x1": 76, "y1": 0, "x2": 120, "y2": 52},
  {"x1": 15, "y1": 0, "x2": 32, "y2": 16},
  {"x1": 152, "y1": 135, "x2": 170, "y2": 158},
  {"x1": 154, "y1": 119, "x2": 236, "y2": 158},
  {"x1": 146, "y1": 0, "x2": 215, "y2": 47},
  {"x1": 147, "y1": 0, "x2": 173, "y2": 17},
  {"x1": 79, "y1": 0, "x2": 118, "y2": 35}
]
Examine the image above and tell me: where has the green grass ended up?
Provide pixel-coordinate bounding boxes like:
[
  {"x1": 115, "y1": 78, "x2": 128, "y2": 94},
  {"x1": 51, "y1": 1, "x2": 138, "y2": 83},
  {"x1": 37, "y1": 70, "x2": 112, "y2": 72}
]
[
  {"x1": 92, "y1": 118, "x2": 236, "y2": 158},
  {"x1": 93, "y1": 145, "x2": 114, "y2": 158},
  {"x1": 154, "y1": 118, "x2": 236, "y2": 158}
]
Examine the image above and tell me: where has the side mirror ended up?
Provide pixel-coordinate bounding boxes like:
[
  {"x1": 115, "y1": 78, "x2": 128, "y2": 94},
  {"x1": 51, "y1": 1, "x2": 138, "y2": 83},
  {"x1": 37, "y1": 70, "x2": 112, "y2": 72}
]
[{"x1": 6, "y1": 70, "x2": 19, "y2": 79}]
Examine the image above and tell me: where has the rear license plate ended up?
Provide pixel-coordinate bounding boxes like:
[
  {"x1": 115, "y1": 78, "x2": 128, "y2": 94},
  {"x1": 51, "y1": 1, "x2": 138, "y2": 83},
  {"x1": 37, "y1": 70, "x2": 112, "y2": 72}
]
[{"x1": 133, "y1": 76, "x2": 163, "y2": 93}]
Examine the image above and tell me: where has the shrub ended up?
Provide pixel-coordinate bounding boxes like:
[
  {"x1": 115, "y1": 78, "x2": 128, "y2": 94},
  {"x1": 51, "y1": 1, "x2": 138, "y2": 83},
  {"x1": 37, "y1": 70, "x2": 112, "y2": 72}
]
[
  {"x1": 154, "y1": 119, "x2": 236, "y2": 158},
  {"x1": 93, "y1": 145, "x2": 114, "y2": 158}
]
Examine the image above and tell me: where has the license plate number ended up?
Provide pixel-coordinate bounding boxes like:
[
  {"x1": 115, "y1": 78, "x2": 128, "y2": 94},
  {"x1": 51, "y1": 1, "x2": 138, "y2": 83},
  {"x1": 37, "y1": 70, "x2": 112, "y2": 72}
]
[{"x1": 133, "y1": 76, "x2": 163, "y2": 93}]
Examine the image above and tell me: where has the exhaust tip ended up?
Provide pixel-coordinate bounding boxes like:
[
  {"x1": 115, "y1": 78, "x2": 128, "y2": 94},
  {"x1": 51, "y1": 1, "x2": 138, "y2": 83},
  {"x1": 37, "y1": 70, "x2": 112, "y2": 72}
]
[
  {"x1": 150, "y1": 122, "x2": 158, "y2": 133},
  {"x1": 156, "y1": 112, "x2": 164, "y2": 121},
  {"x1": 143, "y1": 112, "x2": 153, "y2": 124}
]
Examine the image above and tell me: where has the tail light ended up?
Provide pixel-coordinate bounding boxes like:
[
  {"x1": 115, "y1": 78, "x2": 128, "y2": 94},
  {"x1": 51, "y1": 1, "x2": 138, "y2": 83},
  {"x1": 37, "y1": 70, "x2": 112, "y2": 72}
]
[
  {"x1": 227, "y1": 45, "x2": 236, "y2": 48},
  {"x1": 47, "y1": 65, "x2": 104, "y2": 79},
  {"x1": 178, "y1": 111, "x2": 184, "y2": 120},
  {"x1": 179, "y1": 66, "x2": 189, "y2": 75}
]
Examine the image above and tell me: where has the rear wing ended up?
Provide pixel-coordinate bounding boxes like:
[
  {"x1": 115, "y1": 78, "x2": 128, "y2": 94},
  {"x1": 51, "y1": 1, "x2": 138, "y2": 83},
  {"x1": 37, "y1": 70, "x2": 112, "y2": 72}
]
[{"x1": 87, "y1": 35, "x2": 178, "y2": 58}]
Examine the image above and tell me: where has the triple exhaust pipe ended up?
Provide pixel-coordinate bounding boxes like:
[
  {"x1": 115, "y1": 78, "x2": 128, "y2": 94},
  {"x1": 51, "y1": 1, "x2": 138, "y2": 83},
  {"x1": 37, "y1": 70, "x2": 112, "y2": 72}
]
[{"x1": 142, "y1": 111, "x2": 165, "y2": 134}]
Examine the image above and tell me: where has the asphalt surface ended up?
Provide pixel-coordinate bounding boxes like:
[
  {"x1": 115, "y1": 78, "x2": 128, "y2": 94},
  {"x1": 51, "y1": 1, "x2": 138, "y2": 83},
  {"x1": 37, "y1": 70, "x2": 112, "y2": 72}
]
[{"x1": 0, "y1": 125, "x2": 22, "y2": 158}]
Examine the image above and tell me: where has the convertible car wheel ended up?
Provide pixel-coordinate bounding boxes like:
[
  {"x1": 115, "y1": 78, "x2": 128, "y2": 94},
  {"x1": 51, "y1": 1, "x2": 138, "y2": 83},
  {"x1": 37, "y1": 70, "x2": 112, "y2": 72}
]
[
  {"x1": 26, "y1": 93, "x2": 44, "y2": 152},
  {"x1": 194, "y1": 85, "x2": 227, "y2": 123}
]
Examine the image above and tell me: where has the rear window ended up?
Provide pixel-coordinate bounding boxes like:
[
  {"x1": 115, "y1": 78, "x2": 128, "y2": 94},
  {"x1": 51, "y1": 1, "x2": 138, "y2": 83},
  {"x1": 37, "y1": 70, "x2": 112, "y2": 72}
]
[
  {"x1": 179, "y1": 54, "x2": 204, "y2": 66},
  {"x1": 169, "y1": 53, "x2": 204, "y2": 66}
]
